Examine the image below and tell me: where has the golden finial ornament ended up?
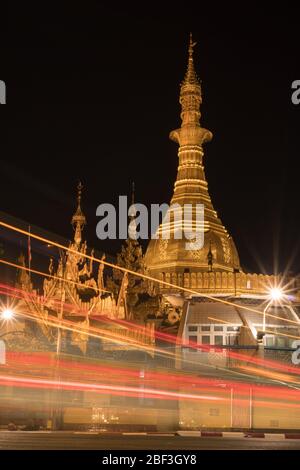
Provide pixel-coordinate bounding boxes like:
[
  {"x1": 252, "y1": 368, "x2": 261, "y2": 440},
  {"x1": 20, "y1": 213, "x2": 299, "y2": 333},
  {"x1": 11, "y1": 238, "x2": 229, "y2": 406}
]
[
  {"x1": 77, "y1": 181, "x2": 83, "y2": 206},
  {"x1": 188, "y1": 32, "x2": 197, "y2": 58},
  {"x1": 71, "y1": 181, "x2": 86, "y2": 243},
  {"x1": 182, "y1": 32, "x2": 200, "y2": 87}
]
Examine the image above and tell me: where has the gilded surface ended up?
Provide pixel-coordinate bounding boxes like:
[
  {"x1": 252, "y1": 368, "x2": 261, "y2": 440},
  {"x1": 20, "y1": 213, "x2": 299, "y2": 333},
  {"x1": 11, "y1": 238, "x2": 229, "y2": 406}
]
[{"x1": 145, "y1": 35, "x2": 240, "y2": 278}]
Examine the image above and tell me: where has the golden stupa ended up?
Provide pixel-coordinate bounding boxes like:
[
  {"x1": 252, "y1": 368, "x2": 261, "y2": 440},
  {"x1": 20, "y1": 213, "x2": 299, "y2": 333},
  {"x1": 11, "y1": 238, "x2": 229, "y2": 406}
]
[{"x1": 145, "y1": 35, "x2": 240, "y2": 279}]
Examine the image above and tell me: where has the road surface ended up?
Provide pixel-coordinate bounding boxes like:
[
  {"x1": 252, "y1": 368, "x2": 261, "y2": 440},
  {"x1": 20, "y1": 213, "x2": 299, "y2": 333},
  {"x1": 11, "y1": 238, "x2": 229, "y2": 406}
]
[{"x1": 0, "y1": 431, "x2": 300, "y2": 450}]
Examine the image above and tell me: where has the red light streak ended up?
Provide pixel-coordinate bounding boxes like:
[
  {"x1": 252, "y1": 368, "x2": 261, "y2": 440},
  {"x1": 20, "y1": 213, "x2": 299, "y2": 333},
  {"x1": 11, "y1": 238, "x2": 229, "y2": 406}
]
[
  {"x1": 3, "y1": 351, "x2": 300, "y2": 403},
  {"x1": 1, "y1": 280, "x2": 300, "y2": 379}
]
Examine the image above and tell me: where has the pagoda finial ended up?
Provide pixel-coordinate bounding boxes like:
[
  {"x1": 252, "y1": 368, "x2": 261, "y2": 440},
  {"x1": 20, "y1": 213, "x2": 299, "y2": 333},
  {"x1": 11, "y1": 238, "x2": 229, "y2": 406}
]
[
  {"x1": 169, "y1": 33, "x2": 205, "y2": 134},
  {"x1": 71, "y1": 181, "x2": 86, "y2": 244},
  {"x1": 77, "y1": 181, "x2": 83, "y2": 206},
  {"x1": 189, "y1": 32, "x2": 197, "y2": 58},
  {"x1": 182, "y1": 32, "x2": 200, "y2": 86}
]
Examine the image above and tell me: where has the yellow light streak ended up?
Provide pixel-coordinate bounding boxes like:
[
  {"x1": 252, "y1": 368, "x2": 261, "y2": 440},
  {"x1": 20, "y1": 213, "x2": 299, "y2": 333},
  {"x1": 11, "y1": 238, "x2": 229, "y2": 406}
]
[
  {"x1": 0, "y1": 259, "x2": 110, "y2": 295},
  {"x1": 208, "y1": 316, "x2": 300, "y2": 341},
  {"x1": 1, "y1": 220, "x2": 299, "y2": 331},
  {"x1": 14, "y1": 307, "x2": 164, "y2": 357}
]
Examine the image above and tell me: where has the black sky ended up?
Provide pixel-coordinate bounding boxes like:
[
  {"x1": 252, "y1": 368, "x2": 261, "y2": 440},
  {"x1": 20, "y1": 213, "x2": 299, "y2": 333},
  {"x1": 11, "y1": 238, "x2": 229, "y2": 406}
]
[{"x1": 1, "y1": 3, "x2": 300, "y2": 275}]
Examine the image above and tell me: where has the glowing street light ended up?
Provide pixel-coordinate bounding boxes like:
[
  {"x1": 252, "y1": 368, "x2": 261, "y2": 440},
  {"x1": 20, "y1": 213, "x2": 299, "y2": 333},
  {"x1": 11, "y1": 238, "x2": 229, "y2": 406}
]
[
  {"x1": 1, "y1": 308, "x2": 14, "y2": 321},
  {"x1": 269, "y1": 287, "x2": 283, "y2": 302}
]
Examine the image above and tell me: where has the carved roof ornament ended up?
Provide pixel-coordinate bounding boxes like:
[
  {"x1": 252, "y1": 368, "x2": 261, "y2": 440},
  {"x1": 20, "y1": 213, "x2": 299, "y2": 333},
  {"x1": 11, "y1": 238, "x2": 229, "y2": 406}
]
[
  {"x1": 49, "y1": 257, "x2": 54, "y2": 275},
  {"x1": 72, "y1": 181, "x2": 86, "y2": 245}
]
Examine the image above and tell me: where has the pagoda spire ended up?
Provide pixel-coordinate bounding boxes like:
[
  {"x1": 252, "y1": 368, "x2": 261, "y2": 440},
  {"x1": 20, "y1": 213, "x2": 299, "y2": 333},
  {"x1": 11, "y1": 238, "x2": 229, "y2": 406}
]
[
  {"x1": 169, "y1": 34, "x2": 213, "y2": 200},
  {"x1": 145, "y1": 35, "x2": 240, "y2": 276},
  {"x1": 182, "y1": 33, "x2": 200, "y2": 86},
  {"x1": 170, "y1": 33, "x2": 212, "y2": 144},
  {"x1": 71, "y1": 181, "x2": 86, "y2": 245}
]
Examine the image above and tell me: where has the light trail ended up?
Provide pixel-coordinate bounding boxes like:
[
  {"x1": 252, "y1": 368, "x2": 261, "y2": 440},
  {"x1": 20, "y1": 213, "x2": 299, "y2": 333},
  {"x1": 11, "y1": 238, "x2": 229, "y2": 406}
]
[
  {"x1": 0, "y1": 283, "x2": 106, "y2": 317},
  {"x1": 208, "y1": 316, "x2": 300, "y2": 341},
  {"x1": 0, "y1": 219, "x2": 299, "y2": 383},
  {"x1": 13, "y1": 307, "x2": 162, "y2": 357},
  {"x1": 1, "y1": 281, "x2": 300, "y2": 379},
  {"x1": 1, "y1": 373, "x2": 299, "y2": 410},
  {"x1": 0, "y1": 259, "x2": 111, "y2": 294},
  {"x1": 15, "y1": 303, "x2": 300, "y2": 377},
  {"x1": 0, "y1": 374, "x2": 222, "y2": 403},
  {"x1": 1, "y1": 280, "x2": 299, "y2": 364},
  {"x1": 237, "y1": 365, "x2": 300, "y2": 384},
  {"x1": 96, "y1": 314, "x2": 300, "y2": 377},
  {"x1": 1, "y1": 220, "x2": 299, "y2": 327},
  {"x1": 4, "y1": 351, "x2": 300, "y2": 401}
]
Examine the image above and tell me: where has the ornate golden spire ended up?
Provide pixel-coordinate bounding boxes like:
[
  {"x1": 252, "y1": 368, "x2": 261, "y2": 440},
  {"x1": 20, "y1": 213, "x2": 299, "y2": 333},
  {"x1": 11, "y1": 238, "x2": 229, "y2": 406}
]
[
  {"x1": 182, "y1": 33, "x2": 200, "y2": 87},
  {"x1": 170, "y1": 32, "x2": 211, "y2": 144},
  {"x1": 145, "y1": 35, "x2": 241, "y2": 277},
  {"x1": 71, "y1": 182, "x2": 86, "y2": 244}
]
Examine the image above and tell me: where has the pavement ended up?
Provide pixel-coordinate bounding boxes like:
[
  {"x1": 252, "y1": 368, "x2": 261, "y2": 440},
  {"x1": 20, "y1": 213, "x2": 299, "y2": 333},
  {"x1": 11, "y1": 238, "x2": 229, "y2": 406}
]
[{"x1": 1, "y1": 431, "x2": 300, "y2": 449}]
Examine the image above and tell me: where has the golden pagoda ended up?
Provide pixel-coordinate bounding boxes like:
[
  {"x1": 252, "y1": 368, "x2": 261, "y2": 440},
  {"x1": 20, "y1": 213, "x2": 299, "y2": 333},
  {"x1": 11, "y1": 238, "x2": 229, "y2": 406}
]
[
  {"x1": 12, "y1": 183, "x2": 154, "y2": 355},
  {"x1": 145, "y1": 34, "x2": 240, "y2": 279}
]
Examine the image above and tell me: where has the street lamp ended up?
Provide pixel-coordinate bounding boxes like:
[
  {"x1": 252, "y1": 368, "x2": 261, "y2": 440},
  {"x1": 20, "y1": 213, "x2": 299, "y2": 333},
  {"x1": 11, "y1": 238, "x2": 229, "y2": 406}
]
[{"x1": 1, "y1": 308, "x2": 14, "y2": 321}]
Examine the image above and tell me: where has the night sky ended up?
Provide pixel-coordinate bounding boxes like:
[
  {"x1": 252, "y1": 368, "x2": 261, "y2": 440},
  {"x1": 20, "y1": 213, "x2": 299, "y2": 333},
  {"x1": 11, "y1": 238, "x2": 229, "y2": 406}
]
[{"x1": 1, "y1": 3, "x2": 300, "y2": 275}]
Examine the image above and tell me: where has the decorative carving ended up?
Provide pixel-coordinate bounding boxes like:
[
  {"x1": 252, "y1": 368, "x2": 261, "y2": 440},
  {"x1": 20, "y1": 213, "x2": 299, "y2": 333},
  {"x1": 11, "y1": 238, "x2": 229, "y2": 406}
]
[
  {"x1": 221, "y1": 237, "x2": 231, "y2": 264},
  {"x1": 158, "y1": 238, "x2": 169, "y2": 260},
  {"x1": 167, "y1": 309, "x2": 181, "y2": 325}
]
